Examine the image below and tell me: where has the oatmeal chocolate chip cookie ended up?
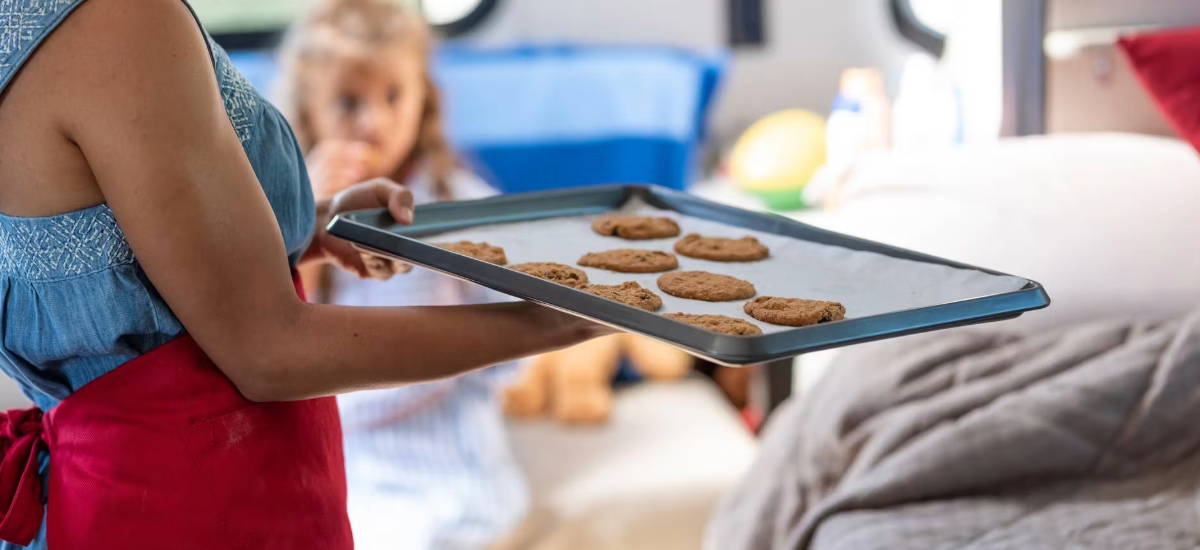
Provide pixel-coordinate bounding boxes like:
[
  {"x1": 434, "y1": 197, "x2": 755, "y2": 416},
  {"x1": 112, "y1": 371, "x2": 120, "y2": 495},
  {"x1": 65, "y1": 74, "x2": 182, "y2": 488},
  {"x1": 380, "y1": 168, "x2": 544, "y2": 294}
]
[
  {"x1": 578, "y1": 249, "x2": 678, "y2": 273},
  {"x1": 657, "y1": 271, "x2": 756, "y2": 302},
  {"x1": 591, "y1": 216, "x2": 681, "y2": 240},
  {"x1": 673, "y1": 234, "x2": 769, "y2": 262},
  {"x1": 433, "y1": 241, "x2": 508, "y2": 265},
  {"x1": 580, "y1": 282, "x2": 663, "y2": 311},
  {"x1": 743, "y1": 297, "x2": 846, "y2": 327},
  {"x1": 663, "y1": 313, "x2": 763, "y2": 336},
  {"x1": 510, "y1": 262, "x2": 589, "y2": 288}
]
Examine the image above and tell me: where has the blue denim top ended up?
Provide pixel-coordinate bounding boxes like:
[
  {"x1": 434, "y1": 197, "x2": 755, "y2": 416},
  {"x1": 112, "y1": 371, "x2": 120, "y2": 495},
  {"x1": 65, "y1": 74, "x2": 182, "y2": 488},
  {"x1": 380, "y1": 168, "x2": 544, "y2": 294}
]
[{"x1": 0, "y1": 0, "x2": 315, "y2": 411}]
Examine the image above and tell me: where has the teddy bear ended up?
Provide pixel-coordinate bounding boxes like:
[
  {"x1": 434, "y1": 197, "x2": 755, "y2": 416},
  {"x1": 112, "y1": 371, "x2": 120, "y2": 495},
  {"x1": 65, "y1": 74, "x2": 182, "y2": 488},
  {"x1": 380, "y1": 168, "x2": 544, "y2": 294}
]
[{"x1": 502, "y1": 333, "x2": 752, "y2": 425}]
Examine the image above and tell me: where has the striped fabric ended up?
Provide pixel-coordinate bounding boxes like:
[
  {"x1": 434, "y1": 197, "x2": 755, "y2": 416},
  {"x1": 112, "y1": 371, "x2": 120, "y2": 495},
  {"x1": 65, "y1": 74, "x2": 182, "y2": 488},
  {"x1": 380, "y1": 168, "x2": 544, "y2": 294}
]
[
  {"x1": 339, "y1": 371, "x2": 528, "y2": 550},
  {"x1": 331, "y1": 169, "x2": 529, "y2": 550}
]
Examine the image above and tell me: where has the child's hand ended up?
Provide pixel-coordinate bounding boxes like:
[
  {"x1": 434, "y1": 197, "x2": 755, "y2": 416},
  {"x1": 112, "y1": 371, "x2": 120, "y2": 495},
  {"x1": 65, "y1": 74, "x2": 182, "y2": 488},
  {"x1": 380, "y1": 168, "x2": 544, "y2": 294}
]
[
  {"x1": 307, "y1": 140, "x2": 373, "y2": 200},
  {"x1": 303, "y1": 178, "x2": 416, "y2": 279}
]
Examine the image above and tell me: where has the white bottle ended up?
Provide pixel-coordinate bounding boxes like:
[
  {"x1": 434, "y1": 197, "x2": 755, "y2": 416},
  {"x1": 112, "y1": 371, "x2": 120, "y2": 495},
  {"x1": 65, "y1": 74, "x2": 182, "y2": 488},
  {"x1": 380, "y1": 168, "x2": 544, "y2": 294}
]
[{"x1": 804, "y1": 68, "x2": 890, "y2": 207}]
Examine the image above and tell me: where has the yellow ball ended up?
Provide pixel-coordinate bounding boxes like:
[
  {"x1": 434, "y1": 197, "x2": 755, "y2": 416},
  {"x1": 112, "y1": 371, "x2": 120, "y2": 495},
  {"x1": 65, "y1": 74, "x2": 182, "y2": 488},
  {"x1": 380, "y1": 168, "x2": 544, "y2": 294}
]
[{"x1": 729, "y1": 110, "x2": 827, "y2": 193}]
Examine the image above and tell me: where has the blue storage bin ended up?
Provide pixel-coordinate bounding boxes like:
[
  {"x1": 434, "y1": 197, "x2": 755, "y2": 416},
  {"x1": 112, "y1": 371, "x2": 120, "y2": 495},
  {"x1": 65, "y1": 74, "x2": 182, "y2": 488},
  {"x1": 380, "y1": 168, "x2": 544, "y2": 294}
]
[{"x1": 435, "y1": 45, "x2": 726, "y2": 192}]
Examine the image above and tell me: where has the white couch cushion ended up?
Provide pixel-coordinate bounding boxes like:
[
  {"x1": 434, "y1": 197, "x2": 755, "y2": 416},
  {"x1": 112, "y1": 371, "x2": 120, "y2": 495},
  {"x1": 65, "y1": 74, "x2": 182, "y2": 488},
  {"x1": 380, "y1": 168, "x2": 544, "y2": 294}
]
[{"x1": 799, "y1": 133, "x2": 1200, "y2": 332}]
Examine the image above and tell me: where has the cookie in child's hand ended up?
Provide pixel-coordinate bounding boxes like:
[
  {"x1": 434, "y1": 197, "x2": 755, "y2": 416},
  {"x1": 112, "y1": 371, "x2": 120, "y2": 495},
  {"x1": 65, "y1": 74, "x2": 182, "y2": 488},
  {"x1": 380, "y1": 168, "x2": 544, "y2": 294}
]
[
  {"x1": 591, "y1": 216, "x2": 681, "y2": 240},
  {"x1": 580, "y1": 282, "x2": 663, "y2": 311},
  {"x1": 674, "y1": 234, "x2": 769, "y2": 262},
  {"x1": 578, "y1": 249, "x2": 678, "y2": 273},
  {"x1": 743, "y1": 297, "x2": 845, "y2": 327},
  {"x1": 434, "y1": 241, "x2": 508, "y2": 265},
  {"x1": 657, "y1": 271, "x2": 756, "y2": 302},
  {"x1": 663, "y1": 313, "x2": 763, "y2": 336},
  {"x1": 511, "y1": 262, "x2": 589, "y2": 288}
]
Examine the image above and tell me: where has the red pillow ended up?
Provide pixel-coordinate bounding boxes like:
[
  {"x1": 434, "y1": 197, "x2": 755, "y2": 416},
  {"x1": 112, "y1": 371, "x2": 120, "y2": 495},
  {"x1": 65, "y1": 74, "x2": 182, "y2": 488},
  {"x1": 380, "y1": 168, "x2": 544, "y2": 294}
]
[{"x1": 1119, "y1": 27, "x2": 1200, "y2": 154}]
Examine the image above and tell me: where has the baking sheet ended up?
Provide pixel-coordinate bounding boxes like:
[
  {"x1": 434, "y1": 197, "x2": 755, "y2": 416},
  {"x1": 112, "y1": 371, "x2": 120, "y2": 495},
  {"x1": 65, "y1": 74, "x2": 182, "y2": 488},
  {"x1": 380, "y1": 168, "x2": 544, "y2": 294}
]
[{"x1": 417, "y1": 199, "x2": 1029, "y2": 335}]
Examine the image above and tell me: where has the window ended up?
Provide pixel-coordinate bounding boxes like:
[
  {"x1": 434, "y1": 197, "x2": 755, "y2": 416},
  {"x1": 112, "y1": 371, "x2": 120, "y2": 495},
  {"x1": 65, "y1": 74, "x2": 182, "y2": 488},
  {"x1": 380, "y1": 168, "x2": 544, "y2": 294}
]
[{"x1": 190, "y1": 0, "x2": 499, "y2": 50}]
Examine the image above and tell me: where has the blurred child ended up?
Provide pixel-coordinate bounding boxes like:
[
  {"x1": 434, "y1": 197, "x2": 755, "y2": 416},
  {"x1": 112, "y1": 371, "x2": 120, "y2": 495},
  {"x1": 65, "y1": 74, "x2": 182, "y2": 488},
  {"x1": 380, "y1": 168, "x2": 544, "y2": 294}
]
[{"x1": 277, "y1": 1, "x2": 528, "y2": 548}]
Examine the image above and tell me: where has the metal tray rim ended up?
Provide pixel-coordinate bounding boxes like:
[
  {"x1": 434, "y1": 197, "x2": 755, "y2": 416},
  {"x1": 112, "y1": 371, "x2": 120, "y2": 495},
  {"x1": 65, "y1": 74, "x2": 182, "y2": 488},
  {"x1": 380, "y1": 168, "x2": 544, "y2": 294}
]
[{"x1": 328, "y1": 184, "x2": 1051, "y2": 365}]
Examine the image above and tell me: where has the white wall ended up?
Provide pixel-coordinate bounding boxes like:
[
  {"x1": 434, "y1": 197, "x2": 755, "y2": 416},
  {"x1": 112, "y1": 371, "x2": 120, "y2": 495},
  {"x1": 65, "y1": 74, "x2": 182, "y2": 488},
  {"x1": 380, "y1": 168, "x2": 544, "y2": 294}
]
[
  {"x1": 1049, "y1": 0, "x2": 1200, "y2": 30},
  {"x1": 464, "y1": 0, "x2": 917, "y2": 145},
  {"x1": 469, "y1": 0, "x2": 723, "y2": 50},
  {"x1": 713, "y1": 0, "x2": 915, "y2": 142}
]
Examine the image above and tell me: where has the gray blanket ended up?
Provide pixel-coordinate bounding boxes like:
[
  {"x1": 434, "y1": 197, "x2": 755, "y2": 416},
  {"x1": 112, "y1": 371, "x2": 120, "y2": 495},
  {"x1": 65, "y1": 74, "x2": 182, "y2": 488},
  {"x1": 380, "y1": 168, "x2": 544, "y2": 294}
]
[{"x1": 707, "y1": 307, "x2": 1200, "y2": 550}]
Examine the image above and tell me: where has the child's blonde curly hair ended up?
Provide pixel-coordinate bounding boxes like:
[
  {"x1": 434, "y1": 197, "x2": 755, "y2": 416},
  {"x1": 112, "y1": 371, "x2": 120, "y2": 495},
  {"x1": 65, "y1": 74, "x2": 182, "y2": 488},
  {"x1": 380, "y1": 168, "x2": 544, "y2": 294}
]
[{"x1": 276, "y1": 0, "x2": 455, "y2": 200}]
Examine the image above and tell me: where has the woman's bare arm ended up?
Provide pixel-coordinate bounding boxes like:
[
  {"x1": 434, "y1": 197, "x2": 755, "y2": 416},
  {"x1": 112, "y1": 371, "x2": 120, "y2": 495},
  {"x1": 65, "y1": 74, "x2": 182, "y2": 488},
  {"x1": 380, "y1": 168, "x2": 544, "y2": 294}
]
[{"x1": 35, "y1": 0, "x2": 603, "y2": 401}]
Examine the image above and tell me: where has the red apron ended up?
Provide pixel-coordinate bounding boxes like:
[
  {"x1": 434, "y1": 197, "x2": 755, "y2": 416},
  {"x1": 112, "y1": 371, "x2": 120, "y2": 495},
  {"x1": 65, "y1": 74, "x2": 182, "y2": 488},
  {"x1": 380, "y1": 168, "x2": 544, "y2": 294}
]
[{"x1": 0, "y1": 275, "x2": 353, "y2": 548}]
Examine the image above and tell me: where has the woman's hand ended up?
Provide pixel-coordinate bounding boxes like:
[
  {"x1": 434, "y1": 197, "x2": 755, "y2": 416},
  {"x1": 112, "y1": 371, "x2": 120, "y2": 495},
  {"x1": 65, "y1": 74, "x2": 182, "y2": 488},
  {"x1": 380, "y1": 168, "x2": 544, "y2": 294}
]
[
  {"x1": 307, "y1": 140, "x2": 373, "y2": 200},
  {"x1": 302, "y1": 178, "x2": 415, "y2": 279}
]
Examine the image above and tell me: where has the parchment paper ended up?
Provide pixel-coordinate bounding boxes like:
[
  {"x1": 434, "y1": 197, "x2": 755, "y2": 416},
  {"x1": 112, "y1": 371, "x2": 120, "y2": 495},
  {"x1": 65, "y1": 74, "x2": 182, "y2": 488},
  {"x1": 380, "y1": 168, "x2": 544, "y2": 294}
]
[{"x1": 418, "y1": 200, "x2": 1029, "y2": 335}]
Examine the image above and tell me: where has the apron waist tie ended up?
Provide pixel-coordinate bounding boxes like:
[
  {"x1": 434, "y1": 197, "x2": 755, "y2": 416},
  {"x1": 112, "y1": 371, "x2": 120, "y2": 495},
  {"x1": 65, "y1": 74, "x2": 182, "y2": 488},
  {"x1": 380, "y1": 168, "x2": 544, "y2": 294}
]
[{"x1": 0, "y1": 407, "x2": 45, "y2": 546}]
